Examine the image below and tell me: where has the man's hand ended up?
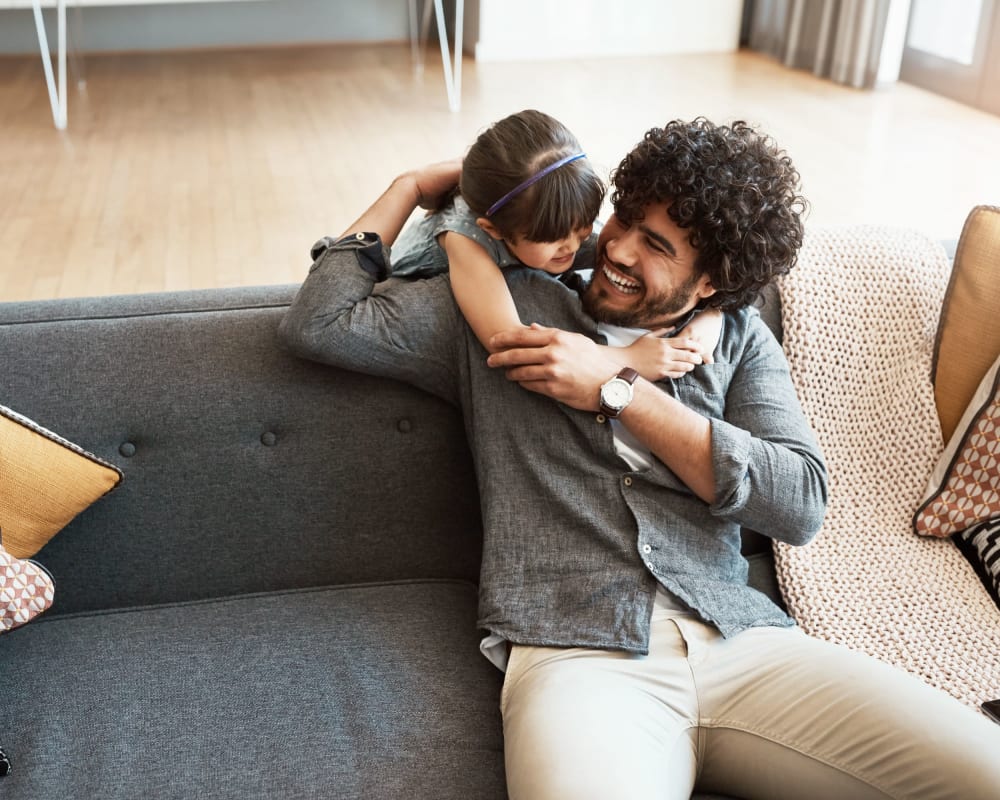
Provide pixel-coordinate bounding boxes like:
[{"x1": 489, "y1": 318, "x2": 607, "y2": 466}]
[
  {"x1": 487, "y1": 324, "x2": 622, "y2": 411},
  {"x1": 489, "y1": 324, "x2": 717, "y2": 503}
]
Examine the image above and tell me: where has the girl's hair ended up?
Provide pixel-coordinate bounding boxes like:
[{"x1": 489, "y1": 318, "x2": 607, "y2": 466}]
[
  {"x1": 611, "y1": 118, "x2": 808, "y2": 311},
  {"x1": 460, "y1": 109, "x2": 605, "y2": 243}
]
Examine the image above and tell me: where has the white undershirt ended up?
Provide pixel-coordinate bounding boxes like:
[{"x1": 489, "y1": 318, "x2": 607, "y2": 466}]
[{"x1": 479, "y1": 322, "x2": 685, "y2": 671}]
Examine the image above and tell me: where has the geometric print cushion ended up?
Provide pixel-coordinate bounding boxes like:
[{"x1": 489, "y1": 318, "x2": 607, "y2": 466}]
[
  {"x1": 1, "y1": 543, "x2": 55, "y2": 633},
  {"x1": 915, "y1": 353, "x2": 1000, "y2": 538}
]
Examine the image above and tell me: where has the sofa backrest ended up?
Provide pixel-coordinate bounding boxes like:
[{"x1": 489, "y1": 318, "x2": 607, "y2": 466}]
[
  {"x1": 1, "y1": 282, "x2": 794, "y2": 616},
  {"x1": 1, "y1": 287, "x2": 483, "y2": 615}
]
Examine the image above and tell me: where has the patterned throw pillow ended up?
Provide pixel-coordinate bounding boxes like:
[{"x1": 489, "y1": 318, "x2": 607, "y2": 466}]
[
  {"x1": 0, "y1": 404, "x2": 123, "y2": 558},
  {"x1": 1, "y1": 543, "x2": 55, "y2": 633},
  {"x1": 914, "y1": 354, "x2": 1000, "y2": 607},
  {"x1": 954, "y1": 520, "x2": 1000, "y2": 609}
]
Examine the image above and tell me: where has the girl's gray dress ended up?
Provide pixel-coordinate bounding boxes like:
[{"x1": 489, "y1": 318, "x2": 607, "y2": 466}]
[{"x1": 390, "y1": 196, "x2": 599, "y2": 278}]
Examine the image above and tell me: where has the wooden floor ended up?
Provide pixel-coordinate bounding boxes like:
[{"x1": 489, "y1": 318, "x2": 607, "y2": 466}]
[{"x1": 2, "y1": 43, "x2": 999, "y2": 302}]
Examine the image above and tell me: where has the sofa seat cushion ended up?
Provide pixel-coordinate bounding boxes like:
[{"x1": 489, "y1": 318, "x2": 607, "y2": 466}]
[{"x1": 0, "y1": 580, "x2": 506, "y2": 800}]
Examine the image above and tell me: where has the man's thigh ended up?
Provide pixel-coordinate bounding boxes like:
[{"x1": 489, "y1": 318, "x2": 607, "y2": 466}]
[
  {"x1": 501, "y1": 619, "x2": 700, "y2": 800},
  {"x1": 687, "y1": 621, "x2": 1000, "y2": 800}
]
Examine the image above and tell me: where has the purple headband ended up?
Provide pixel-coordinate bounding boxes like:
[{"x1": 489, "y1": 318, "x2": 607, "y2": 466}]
[{"x1": 485, "y1": 152, "x2": 587, "y2": 217}]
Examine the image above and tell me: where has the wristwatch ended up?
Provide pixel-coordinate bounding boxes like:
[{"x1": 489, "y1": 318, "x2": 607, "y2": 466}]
[{"x1": 599, "y1": 368, "x2": 639, "y2": 418}]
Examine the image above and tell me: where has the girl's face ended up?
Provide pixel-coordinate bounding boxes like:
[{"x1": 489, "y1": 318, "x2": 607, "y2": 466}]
[{"x1": 502, "y1": 224, "x2": 594, "y2": 274}]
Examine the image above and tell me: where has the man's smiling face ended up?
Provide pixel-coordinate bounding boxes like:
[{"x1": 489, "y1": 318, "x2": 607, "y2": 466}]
[{"x1": 582, "y1": 203, "x2": 716, "y2": 330}]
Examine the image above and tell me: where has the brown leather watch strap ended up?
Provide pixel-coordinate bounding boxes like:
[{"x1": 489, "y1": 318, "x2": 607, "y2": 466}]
[{"x1": 618, "y1": 367, "x2": 639, "y2": 385}]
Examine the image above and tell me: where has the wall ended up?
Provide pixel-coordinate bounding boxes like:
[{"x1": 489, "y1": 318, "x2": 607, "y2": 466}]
[
  {"x1": 465, "y1": 0, "x2": 744, "y2": 61},
  {"x1": 1, "y1": 0, "x2": 744, "y2": 59},
  {"x1": 0, "y1": 0, "x2": 409, "y2": 55}
]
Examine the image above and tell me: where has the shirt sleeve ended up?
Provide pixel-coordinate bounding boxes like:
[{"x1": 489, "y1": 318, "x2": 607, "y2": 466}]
[
  {"x1": 708, "y1": 315, "x2": 828, "y2": 545},
  {"x1": 279, "y1": 233, "x2": 462, "y2": 405}
]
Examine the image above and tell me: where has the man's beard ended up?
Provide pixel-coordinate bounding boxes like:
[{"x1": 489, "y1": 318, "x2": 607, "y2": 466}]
[{"x1": 582, "y1": 268, "x2": 702, "y2": 329}]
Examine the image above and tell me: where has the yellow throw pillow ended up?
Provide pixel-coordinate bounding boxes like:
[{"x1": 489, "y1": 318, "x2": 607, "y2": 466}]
[
  {"x1": 933, "y1": 205, "x2": 1000, "y2": 442},
  {"x1": 0, "y1": 405, "x2": 123, "y2": 558}
]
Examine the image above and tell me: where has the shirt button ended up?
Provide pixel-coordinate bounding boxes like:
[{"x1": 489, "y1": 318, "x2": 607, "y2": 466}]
[
  {"x1": 595, "y1": 414, "x2": 607, "y2": 424},
  {"x1": 623, "y1": 476, "x2": 633, "y2": 487},
  {"x1": 355, "y1": 232, "x2": 365, "y2": 240},
  {"x1": 642, "y1": 544, "x2": 652, "y2": 554},
  {"x1": 645, "y1": 561, "x2": 654, "y2": 571}
]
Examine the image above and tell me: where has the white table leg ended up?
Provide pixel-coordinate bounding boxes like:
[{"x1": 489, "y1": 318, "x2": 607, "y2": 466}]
[
  {"x1": 432, "y1": 0, "x2": 462, "y2": 112},
  {"x1": 407, "y1": 0, "x2": 420, "y2": 70},
  {"x1": 453, "y1": 0, "x2": 462, "y2": 109},
  {"x1": 58, "y1": 0, "x2": 67, "y2": 127},
  {"x1": 31, "y1": 0, "x2": 67, "y2": 129}
]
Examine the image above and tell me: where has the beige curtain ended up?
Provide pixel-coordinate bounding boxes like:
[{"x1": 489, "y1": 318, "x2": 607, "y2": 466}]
[{"x1": 746, "y1": 0, "x2": 892, "y2": 89}]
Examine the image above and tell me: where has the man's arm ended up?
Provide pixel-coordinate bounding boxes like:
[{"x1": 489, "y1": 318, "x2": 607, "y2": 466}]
[
  {"x1": 486, "y1": 325, "x2": 716, "y2": 499},
  {"x1": 279, "y1": 163, "x2": 465, "y2": 402},
  {"x1": 487, "y1": 322, "x2": 827, "y2": 544}
]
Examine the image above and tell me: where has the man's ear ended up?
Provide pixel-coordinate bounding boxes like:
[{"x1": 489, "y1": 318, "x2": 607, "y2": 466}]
[
  {"x1": 695, "y1": 274, "x2": 717, "y2": 301},
  {"x1": 476, "y1": 218, "x2": 506, "y2": 241}
]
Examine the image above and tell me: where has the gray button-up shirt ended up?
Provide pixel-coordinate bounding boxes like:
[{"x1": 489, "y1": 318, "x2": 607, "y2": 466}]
[{"x1": 279, "y1": 233, "x2": 828, "y2": 653}]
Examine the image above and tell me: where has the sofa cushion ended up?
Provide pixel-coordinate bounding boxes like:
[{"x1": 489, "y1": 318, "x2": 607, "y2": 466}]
[
  {"x1": 916, "y1": 353, "x2": 1000, "y2": 538},
  {"x1": 914, "y1": 353, "x2": 1000, "y2": 607},
  {"x1": 0, "y1": 580, "x2": 506, "y2": 800},
  {"x1": 933, "y1": 205, "x2": 1000, "y2": 442},
  {"x1": 0, "y1": 404, "x2": 122, "y2": 558},
  {"x1": 0, "y1": 288, "x2": 484, "y2": 616},
  {"x1": 0, "y1": 545, "x2": 55, "y2": 632}
]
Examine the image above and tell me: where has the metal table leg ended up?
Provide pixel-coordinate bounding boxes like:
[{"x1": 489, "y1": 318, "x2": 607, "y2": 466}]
[
  {"x1": 31, "y1": 0, "x2": 67, "y2": 129},
  {"x1": 411, "y1": 0, "x2": 463, "y2": 112}
]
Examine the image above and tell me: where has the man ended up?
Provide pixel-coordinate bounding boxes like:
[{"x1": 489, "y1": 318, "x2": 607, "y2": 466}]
[{"x1": 280, "y1": 118, "x2": 1000, "y2": 799}]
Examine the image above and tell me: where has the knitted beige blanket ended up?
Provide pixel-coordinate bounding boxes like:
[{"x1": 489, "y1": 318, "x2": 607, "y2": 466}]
[{"x1": 773, "y1": 226, "x2": 1000, "y2": 709}]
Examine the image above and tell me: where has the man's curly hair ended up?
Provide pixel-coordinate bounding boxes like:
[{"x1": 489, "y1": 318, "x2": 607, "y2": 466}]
[{"x1": 611, "y1": 118, "x2": 808, "y2": 311}]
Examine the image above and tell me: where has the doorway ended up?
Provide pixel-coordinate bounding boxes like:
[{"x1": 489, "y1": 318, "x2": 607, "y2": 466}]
[{"x1": 899, "y1": 0, "x2": 1000, "y2": 115}]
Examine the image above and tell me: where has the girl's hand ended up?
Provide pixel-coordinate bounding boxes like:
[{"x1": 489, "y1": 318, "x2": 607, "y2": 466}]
[
  {"x1": 682, "y1": 309, "x2": 723, "y2": 364},
  {"x1": 623, "y1": 332, "x2": 704, "y2": 381}
]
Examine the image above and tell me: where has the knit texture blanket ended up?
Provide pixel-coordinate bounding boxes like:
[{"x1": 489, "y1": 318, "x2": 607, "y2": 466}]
[{"x1": 773, "y1": 226, "x2": 1000, "y2": 709}]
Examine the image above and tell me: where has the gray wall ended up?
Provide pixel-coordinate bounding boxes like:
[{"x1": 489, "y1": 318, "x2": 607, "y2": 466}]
[{"x1": 0, "y1": 0, "x2": 412, "y2": 55}]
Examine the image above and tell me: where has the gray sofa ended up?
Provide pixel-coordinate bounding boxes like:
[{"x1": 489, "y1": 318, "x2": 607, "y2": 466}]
[{"x1": 0, "y1": 283, "x2": 784, "y2": 800}]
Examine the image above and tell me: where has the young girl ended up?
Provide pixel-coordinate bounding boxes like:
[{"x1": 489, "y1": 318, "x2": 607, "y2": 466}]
[{"x1": 391, "y1": 109, "x2": 721, "y2": 379}]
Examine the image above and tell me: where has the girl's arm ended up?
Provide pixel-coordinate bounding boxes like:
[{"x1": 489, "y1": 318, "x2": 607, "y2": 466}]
[
  {"x1": 341, "y1": 159, "x2": 462, "y2": 245},
  {"x1": 617, "y1": 309, "x2": 724, "y2": 381},
  {"x1": 613, "y1": 335, "x2": 703, "y2": 381},
  {"x1": 441, "y1": 231, "x2": 527, "y2": 354}
]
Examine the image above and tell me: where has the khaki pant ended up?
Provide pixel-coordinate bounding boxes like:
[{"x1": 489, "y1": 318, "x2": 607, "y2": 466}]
[{"x1": 501, "y1": 608, "x2": 1000, "y2": 800}]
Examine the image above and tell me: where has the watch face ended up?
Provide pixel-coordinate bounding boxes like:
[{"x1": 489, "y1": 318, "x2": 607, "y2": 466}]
[{"x1": 603, "y1": 378, "x2": 631, "y2": 410}]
